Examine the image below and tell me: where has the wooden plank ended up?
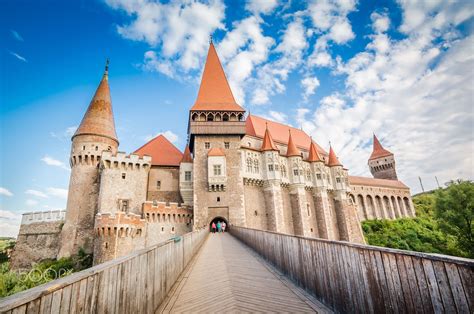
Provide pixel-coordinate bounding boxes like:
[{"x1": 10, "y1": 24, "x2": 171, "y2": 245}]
[
  {"x1": 50, "y1": 290, "x2": 62, "y2": 313},
  {"x1": 25, "y1": 299, "x2": 40, "y2": 314},
  {"x1": 59, "y1": 285, "x2": 72, "y2": 314},
  {"x1": 412, "y1": 256, "x2": 433, "y2": 313},
  {"x1": 395, "y1": 254, "x2": 416, "y2": 313},
  {"x1": 444, "y1": 263, "x2": 470, "y2": 313},
  {"x1": 457, "y1": 265, "x2": 474, "y2": 311},
  {"x1": 401, "y1": 255, "x2": 424, "y2": 314},
  {"x1": 363, "y1": 249, "x2": 384, "y2": 313},
  {"x1": 38, "y1": 293, "x2": 52, "y2": 314},
  {"x1": 432, "y1": 261, "x2": 456, "y2": 313},
  {"x1": 422, "y1": 259, "x2": 444, "y2": 313},
  {"x1": 11, "y1": 305, "x2": 26, "y2": 314},
  {"x1": 381, "y1": 252, "x2": 400, "y2": 313}
]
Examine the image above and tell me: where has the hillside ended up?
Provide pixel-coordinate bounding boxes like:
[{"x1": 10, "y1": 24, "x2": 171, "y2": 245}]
[{"x1": 362, "y1": 180, "x2": 473, "y2": 258}]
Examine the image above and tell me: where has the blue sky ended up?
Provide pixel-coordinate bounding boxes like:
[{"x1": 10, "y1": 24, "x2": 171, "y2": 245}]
[{"x1": 1, "y1": 0, "x2": 473, "y2": 237}]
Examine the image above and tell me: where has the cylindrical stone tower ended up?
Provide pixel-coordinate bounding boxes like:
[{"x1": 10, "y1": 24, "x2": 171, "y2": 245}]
[{"x1": 58, "y1": 61, "x2": 119, "y2": 258}]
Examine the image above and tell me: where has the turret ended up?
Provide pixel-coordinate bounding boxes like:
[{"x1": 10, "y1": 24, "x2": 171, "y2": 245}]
[
  {"x1": 328, "y1": 145, "x2": 348, "y2": 191},
  {"x1": 287, "y1": 131, "x2": 304, "y2": 184},
  {"x1": 59, "y1": 60, "x2": 119, "y2": 258},
  {"x1": 180, "y1": 145, "x2": 194, "y2": 205},
  {"x1": 368, "y1": 134, "x2": 397, "y2": 180},
  {"x1": 261, "y1": 124, "x2": 280, "y2": 181},
  {"x1": 308, "y1": 140, "x2": 328, "y2": 189}
]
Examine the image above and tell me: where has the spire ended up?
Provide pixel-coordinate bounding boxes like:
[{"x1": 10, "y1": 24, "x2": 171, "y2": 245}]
[
  {"x1": 73, "y1": 60, "x2": 118, "y2": 144},
  {"x1": 328, "y1": 145, "x2": 342, "y2": 167},
  {"x1": 190, "y1": 42, "x2": 245, "y2": 112},
  {"x1": 307, "y1": 139, "x2": 323, "y2": 162},
  {"x1": 181, "y1": 145, "x2": 193, "y2": 163},
  {"x1": 286, "y1": 130, "x2": 301, "y2": 157},
  {"x1": 369, "y1": 134, "x2": 393, "y2": 160},
  {"x1": 261, "y1": 123, "x2": 278, "y2": 151}
]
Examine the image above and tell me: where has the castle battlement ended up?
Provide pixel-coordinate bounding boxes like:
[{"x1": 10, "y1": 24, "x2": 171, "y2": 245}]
[
  {"x1": 143, "y1": 202, "x2": 193, "y2": 224},
  {"x1": 100, "y1": 151, "x2": 151, "y2": 170},
  {"x1": 20, "y1": 210, "x2": 66, "y2": 225},
  {"x1": 95, "y1": 212, "x2": 146, "y2": 237}
]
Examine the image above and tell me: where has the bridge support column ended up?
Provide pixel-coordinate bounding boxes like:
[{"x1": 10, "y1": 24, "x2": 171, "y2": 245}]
[
  {"x1": 312, "y1": 188, "x2": 335, "y2": 240},
  {"x1": 263, "y1": 181, "x2": 285, "y2": 233},
  {"x1": 289, "y1": 184, "x2": 311, "y2": 237},
  {"x1": 333, "y1": 192, "x2": 365, "y2": 243}
]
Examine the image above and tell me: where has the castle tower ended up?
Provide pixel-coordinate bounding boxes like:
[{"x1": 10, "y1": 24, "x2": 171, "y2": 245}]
[
  {"x1": 328, "y1": 145, "x2": 364, "y2": 243},
  {"x1": 368, "y1": 134, "x2": 398, "y2": 180},
  {"x1": 59, "y1": 61, "x2": 119, "y2": 257},
  {"x1": 261, "y1": 125, "x2": 285, "y2": 232},
  {"x1": 188, "y1": 42, "x2": 247, "y2": 228},
  {"x1": 179, "y1": 145, "x2": 194, "y2": 206},
  {"x1": 287, "y1": 131, "x2": 311, "y2": 237},
  {"x1": 308, "y1": 140, "x2": 334, "y2": 239}
]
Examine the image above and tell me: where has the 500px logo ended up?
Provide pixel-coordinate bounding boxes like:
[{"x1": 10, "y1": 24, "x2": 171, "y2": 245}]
[{"x1": 15, "y1": 268, "x2": 72, "y2": 283}]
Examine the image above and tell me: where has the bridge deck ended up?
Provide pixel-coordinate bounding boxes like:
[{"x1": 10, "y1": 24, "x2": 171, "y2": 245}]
[{"x1": 158, "y1": 233, "x2": 331, "y2": 313}]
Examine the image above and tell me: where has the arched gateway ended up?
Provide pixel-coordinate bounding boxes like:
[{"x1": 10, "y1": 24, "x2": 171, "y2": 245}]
[{"x1": 209, "y1": 216, "x2": 229, "y2": 232}]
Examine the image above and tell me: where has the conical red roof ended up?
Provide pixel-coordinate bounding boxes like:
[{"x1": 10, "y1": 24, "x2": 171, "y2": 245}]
[
  {"x1": 328, "y1": 145, "x2": 342, "y2": 167},
  {"x1": 369, "y1": 134, "x2": 393, "y2": 160},
  {"x1": 73, "y1": 62, "x2": 118, "y2": 143},
  {"x1": 134, "y1": 135, "x2": 183, "y2": 166},
  {"x1": 181, "y1": 145, "x2": 193, "y2": 163},
  {"x1": 308, "y1": 140, "x2": 323, "y2": 162},
  {"x1": 286, "y1": 131, "x2": 301, "y2": 157},
  {"x1": 261, "y1": 124, "x2": 278, "y2": 151},
  {"x1": 190, "y1": 42, "x2": 245, "y2": 112}
]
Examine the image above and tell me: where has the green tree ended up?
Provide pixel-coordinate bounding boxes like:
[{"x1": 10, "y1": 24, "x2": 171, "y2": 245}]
[{"x1": 434, "y1": 180, "x2": 474, "y2": 258}]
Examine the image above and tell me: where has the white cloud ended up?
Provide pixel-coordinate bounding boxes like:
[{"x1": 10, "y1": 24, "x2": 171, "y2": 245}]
[
  {"x1": 10, "y1": 30, "x2": 24, "y2": 41},
  {"x1": 26, "y1": 199, "x2": 39, "y2": 206},
  {"x1": 0, "y1": 187, "x2": 13, "y2": 197},
  {"x1": 297, "y1": 3, "x2": 474, "y2": 193},
  {"x1": 25, "y1": 189, "x2": 48, "y2": 198},
  {"x1": 371, "y1": 11, "x2": 390, "y2": 33},
  {"x1": 144, "y1": 130, "x2": 179, "y2": 143},
  {"x1": 108, "y1": 0, "x2": 226, "y2": 74},
  {"x1": 41, "y1": 156, "x2": 69, "y2": 171},
  {"x1": 245, "y1": 0, "x2": 279, "y2": 15},
  {"x1": 46, "y1": 188, "x2": 68, "y2": 199},
  {"x1": 9, "y1": 51, "x2": 27, "y2": 63},
  {"x1": 50, "y1": 126, "x2": 77, "y2": 140},
  {"x1": 0, "y1": 209, "x2": 22, "y2": 238},
  {"x1": 301, "y1": 76, "x2": 320, "y2": 101},
  {"x1": 266, "y1": 111, "x2": 288, "y2": 124}
]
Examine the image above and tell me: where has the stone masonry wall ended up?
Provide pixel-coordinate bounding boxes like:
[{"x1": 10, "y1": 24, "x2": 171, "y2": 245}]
[
  {"x1": 147, "y1": 166, "x2": 182, "y2": 203},
  {"x1": 244, "y1": 183, "x2": 268, "y2": 230}
]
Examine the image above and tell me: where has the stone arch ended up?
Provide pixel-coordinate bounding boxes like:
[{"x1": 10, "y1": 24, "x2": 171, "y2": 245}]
[
  {"x1": 209, "y1": 216, "x2": 229, "y2": 232},
  {"x1": 383, "y1": 196, "x2": 392, "y2": 219},
  {"x1": 366, "y1": 195, "x2": 375, "y2": 219},
  {"x1": 349, "y1": 194, "x2": 356, "y2": 205},
  {"x1": 223, "y1": 113, "x2": 229, "y2": 121},
  {"x1": 403, "y1": 197, "x2": 411, "y2": 216},
  {"x1": 391, "y1": 196, "x2": 400, "y2": 218},
  {"x1": 357, "y1": 194, "x2": 367, "y2": 220},
  {"x1": 191, "y1": 113, "x2": 198, "y2": 121},
  {"x1": 375, "y1": 195, "x2": 384, "y2": 219},
  {"x1": 215, "y1": 113, "x2": 222, "y2": 121},
  {"x1": 199, "y1": 113, "x2": 206, "y2": 121},
  {"x1": 397, "y1": 196, "x2": 405, "y2": 217},
  {"x1": 206, "y1": 113, "x2": 214, "y2": 121}
]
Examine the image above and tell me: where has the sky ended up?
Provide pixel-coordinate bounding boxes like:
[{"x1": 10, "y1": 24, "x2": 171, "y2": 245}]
[{"x1": 1, "y1": 0, "x2": 473, "y2": 237}]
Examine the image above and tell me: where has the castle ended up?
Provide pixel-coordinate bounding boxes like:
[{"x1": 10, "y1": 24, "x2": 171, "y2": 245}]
[{"x1": 11, "y1": 43, "x2": 414, "y2": 268}]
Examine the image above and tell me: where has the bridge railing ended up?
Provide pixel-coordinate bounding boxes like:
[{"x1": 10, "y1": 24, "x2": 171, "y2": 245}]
[
  {"x1": 0, "y1": 228, "x2": 208, "y2": 313},
  {"x1": 230, "y1": 226, "x2": 473, "y2": 314}
]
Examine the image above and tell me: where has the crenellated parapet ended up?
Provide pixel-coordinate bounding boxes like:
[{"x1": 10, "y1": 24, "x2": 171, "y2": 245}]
[
  {"x1": 95, "y1": 212, "x2": 145, "y2": 238},
  {"x1": 100, "y1": 151, "x2": 151, "y2": 171},
  {"x1": 143, "y1": 201, "x2": 193, "y2": 224},
  {"x1": 20, "y1": 210, "x2": 66, "y2": 225}
]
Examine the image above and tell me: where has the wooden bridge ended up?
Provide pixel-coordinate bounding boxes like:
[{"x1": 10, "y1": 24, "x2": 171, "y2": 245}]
[{"x1": 1, "y1": 227, "x2": 473, "y2": 313}]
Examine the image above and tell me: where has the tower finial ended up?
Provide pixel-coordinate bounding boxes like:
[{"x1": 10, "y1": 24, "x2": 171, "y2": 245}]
[
  {"x1": 104, "y1": 58, "x2": 109, "y2": 77},
  {"x1": 209, "y1": 34, "x2": 213, "y2": 44}
]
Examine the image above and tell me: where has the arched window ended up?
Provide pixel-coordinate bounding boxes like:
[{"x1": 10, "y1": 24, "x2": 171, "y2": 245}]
[
  {"x1": 281, "y1": 165, "x2": 287, "y2": 177},
  {"x1": 253, "y1": 159, "x2": 259, "y2": 173},
  {"x1": 246, "y1": 158, "x2": 253, "y2": 173}
]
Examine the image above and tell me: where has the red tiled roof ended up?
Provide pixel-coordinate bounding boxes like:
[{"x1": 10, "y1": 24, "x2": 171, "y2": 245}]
[
  {"x1": 261, "y1": 125, "x2": 278, "y2": 151},
  {"x1": 208, "y1": 147, "x2": 225, "y2": 156},
  {"x1": 349, "y1": 176, "x2": 409, "y2": 189},
  {"x1": 327, "y1": 146, "x2": 342, "y2": 167},
  {"x1": 369, "y1": 134, "x2": 393, "y2": 160},
  {"x1": 246, "y1": 115, "x2": 327, "y2": 155},
  {"x1": 307, "y1": 140, "x2": 323, "y2": 162},
  {"x1": 286, "y1": 131, "x2": 301, "y2": 157},
  {"x1": 181, "y1": 145, "x2": 193, "y2": 163},
  {"x1": 134, "y1": 135, "x2": 183, "y2": 166},
  {"x1": 73, "y1": 64, "x2": 118, "y2": 143},
  {"x1": 191, "y1": 43, "x2": 245, "y2": 112}
]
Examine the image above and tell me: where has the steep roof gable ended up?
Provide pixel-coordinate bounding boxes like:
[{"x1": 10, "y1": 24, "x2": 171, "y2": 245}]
[
  {"x1": 307, "y1": 140, "x2": 323, "y2": 162},
  {"x1": 191, "y1": 42, "x2": 245, "y2": 112},
  {"x1": 261, "y1": 125, "x2": 278, "y2": 151},
  {"x1": 328, "y1": 145, "x2": 342, "y2": 167},
  {"x1": 369, "y1": 134, "x2": 393, "y2": 160},
  {"x1": 286, "y1": 131, "x2": 301, "y2": 157},
  {"x1": 134, "y1": 135, "x2": 183, "y2": 166}
]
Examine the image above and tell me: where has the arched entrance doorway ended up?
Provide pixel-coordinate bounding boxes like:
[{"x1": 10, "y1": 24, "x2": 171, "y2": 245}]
[{"x1": 209, "y1": 216, "x2": 228, "y2": 233}]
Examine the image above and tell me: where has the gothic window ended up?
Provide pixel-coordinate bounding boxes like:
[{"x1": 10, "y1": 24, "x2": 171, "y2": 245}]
[
  {"x1": 254, "y1": 160, "x2": 259, "y2": 172},
  {"x1": 205, "y1": 142, "x2": 210, "y2": 149},
  {"x1": 306, "y1": 170, "x2": 311, "y2": 181},
  {"x1": 247, "y1": 142, "x2": 251, "y2": 147},
  {"x1": 223, "y1": 114, "x2": 229, "y2": 121},
  {"x1": 122, "y1": 173, "x2": 126, "y2": 179},
  {"x1": 82, "y1": 145, "x2": 86, "y2": 150},
  {"x1": 119, "y1": 199, "x2": 129, "y2": 212},
  {"x1": 207, "y1": 114, "x2": 214, "y2": 121},
  {"x1": 213, "y1": 165, "x2": 222, "y2": 176},
  {"x1": 316, "y1": 173, "x2": 322, "y2": 180},
  {"x1": 268, "y1": 164, "x2": 274, "y2": 171},
  {"x1": 293, "y1": 169, "x2": 299, "y2": 176},
  {"x1": 274, "y1": 164, "x2": 279, "y2": 171},
  {"x1": 299, "y1": 169, "x2": 303, "y2": 175},
  {"x1": 336, "y1": 177, "x2": 341, "y2": 183},
  {"x1": 281, "y1": 165, "x2": 287, "y2": 177},
  {"x1": 247, "y1": 158, "x2": 253, "y2": 172},
  {"x1": 185, "y1": 171, "x2": 191, "y2": 181},
  {"x1": 224, "y1": 142, "x2": 230, "y2": 149}
]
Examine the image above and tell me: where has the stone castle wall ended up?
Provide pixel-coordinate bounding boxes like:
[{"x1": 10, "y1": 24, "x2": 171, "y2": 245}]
[
  {"x1": 11, "y1": 211, "x2": 65, "y2": 269},
  {"x1": 147, "y1": 166, "x2": 182, "y2": 203}
]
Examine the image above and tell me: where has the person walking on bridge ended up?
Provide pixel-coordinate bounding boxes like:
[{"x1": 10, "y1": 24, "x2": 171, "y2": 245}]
[
  {"x1": 221, "y1": 222, "x2": 226, "y2": 233},
  {"x1": 217, "y1": 221, "x2": 222, "y2": 233},
  {"x1": 211, "y1": 222, "x2": 216, "y2": 233}
]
